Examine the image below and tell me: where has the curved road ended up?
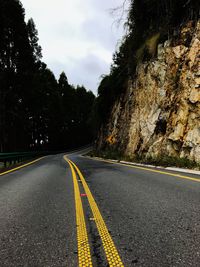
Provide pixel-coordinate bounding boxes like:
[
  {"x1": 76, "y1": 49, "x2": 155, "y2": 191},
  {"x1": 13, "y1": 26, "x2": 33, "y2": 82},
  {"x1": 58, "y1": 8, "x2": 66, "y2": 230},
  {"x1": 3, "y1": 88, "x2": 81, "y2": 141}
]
[{"x1": 0, "y1": 149, "x2": 200, "y2": 266}]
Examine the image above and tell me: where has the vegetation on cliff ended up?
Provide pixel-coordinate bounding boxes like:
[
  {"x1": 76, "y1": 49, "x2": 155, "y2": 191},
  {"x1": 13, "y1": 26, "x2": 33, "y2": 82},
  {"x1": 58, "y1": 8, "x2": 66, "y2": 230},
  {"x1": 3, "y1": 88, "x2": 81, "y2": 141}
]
[{"x1": 95, "y1": 0, "x2": 200, "y2": 126}]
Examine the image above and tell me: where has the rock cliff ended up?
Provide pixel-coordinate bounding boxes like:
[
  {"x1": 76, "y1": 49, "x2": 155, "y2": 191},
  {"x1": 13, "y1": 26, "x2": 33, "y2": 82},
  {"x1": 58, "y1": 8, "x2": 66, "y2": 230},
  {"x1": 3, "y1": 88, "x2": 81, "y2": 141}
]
[{"x1": 96, "y1": 21, "x2": 200, "y2": 163}]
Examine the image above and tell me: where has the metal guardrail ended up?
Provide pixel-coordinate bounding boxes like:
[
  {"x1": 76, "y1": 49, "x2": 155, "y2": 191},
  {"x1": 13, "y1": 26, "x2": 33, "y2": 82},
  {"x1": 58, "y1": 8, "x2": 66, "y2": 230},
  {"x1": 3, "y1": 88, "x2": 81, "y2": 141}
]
[
  {"x1": 0, "y1": 151, "x2": 48, "y2": 168},
  {"x1": 0, "y1": 144, "x2": 92, "y2": 169}
]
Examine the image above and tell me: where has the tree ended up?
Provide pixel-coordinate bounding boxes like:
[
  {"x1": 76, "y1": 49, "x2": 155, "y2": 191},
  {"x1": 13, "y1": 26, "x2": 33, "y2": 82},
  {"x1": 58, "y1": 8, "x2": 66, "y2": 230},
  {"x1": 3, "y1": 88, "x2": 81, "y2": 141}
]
[
  {"x1": 0, "y1": 0, "x2": 34, "y2": 151},
  {"x1": 0, "y1": 0, "x2": 96, "y2": 152},
  {"x1": 57, "y1": 73, "x2": 96, "y2": 148},
  {"x1": 27, "y1": 18, "x2": 42, "y2": 62},
  {"x1": 95, "y1": 0, "x2": 200, "y2": 130}
]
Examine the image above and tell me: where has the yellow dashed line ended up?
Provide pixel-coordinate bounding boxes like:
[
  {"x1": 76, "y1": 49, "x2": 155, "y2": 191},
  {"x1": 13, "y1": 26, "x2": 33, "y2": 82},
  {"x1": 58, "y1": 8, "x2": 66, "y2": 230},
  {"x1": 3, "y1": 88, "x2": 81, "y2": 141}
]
[
  {"x1": 67, "y1": 159, "x2": 93, "y2": 267},
  {"x1": 0, "y1": 157, "x2": 45, "y2": 176},
  {"x1": 67, "y1": 158, "x2": 124, "y2": 267}
]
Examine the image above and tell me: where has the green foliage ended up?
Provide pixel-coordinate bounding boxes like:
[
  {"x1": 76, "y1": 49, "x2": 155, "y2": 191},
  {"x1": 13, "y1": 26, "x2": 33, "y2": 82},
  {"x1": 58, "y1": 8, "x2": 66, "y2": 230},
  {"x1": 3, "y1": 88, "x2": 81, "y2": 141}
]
[
  {"x1": 127, "y1": 154, "x2": 200, "y2": 170},
  {"x1": 0, "y1": 0, "x2": 95, "y2": 152},
  {"x1": 0, "y1": 0, "x2": 34, "y2": 151},
  {"x1": 94, "y1": 65, "x2": 128, "y2": 125},
  {"x1": 95, "y1": 0, "x2": 200, "y2": 127},
  {"x1": 146, "y1": 33, "x2": 160, "y2": 56},
  {"x1": 27, "y1": 18, "x2": 42, "y2": 62},
  {"x1": 89, "y1": 150, "x2": 200, "y2": 170},
  {"x1": 88, "y1": 148, "x2": 122, "y2": 160},
  {"x1": 135, "y1": 33, "x2": 160, "y2": 62}
]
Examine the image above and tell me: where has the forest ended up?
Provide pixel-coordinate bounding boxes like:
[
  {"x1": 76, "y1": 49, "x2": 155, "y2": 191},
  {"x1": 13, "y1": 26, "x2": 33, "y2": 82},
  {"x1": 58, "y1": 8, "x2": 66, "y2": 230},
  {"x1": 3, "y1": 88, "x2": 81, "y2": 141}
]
[{"x1": 0, "y1": 0, "x2": 95, "y2": 152}]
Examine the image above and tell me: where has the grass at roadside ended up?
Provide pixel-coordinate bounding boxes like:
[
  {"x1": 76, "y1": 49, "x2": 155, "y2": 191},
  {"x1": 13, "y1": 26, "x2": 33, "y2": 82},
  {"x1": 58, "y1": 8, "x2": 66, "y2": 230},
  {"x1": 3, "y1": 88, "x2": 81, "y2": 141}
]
[{"x1": 87, "y1": 149, "x2": 200, "y2": 170}]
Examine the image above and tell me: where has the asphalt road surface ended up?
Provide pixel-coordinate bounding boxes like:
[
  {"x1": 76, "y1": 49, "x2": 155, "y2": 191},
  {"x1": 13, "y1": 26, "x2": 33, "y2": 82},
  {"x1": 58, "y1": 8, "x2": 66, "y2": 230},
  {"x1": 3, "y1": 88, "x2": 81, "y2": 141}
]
[{"x1": 0, "y1": 149, "x2": 200, "y2": 267}]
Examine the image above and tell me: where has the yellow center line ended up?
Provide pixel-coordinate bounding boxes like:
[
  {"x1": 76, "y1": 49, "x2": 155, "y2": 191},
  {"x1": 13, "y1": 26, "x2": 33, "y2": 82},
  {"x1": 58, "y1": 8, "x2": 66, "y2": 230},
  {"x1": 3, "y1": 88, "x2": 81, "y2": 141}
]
[
  {"x1": 84, "y1": 156, "x2": 200, "y2": 183},
  {"x1": 66, "y1": 159, "x2": 93, "y2": 267},
  {"x1": 64, "y1": 156, "x2": 124, "y2": 267},
  {"x1": 0, "y1": 157, "x2": 45, "y2": 176}
]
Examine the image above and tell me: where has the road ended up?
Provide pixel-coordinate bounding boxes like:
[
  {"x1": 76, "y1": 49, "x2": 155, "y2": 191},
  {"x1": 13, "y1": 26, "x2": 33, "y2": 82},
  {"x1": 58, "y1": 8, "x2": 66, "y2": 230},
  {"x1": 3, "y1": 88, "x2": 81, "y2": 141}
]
[{"x1": 0, "y1": 149, "x2": 200, "y2": 267}]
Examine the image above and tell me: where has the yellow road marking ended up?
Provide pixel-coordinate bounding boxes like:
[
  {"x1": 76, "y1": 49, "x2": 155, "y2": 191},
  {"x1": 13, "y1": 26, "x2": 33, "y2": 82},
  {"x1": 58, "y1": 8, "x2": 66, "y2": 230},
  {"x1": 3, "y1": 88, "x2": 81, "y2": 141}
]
[
  {"x1": 0, "y1": 157, "x2": 45, "y2": 176},
  {"x1": 66, "y1": 159, "x2": 93, "y2": 267},
  {"x1": 65, "y1": 157, "x2": 124, "y2": 267},
  {"x1": 85, "y1": 157, "x2": 200, "y2": 183}
]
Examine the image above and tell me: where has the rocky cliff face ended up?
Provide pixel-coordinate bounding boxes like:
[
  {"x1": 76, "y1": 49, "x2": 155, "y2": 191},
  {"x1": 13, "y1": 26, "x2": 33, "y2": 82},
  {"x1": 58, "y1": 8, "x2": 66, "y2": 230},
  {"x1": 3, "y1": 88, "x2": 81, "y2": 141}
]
[{"x1": 97, "y1": 21, "x2": 200, "y2": 163}]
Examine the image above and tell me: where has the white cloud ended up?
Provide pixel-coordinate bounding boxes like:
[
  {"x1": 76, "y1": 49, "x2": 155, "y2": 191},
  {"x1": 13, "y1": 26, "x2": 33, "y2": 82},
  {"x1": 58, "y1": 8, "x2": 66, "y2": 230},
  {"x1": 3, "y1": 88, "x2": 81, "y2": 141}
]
[{"x1": 21, "y1": 0, "x2": 127, "y2": 93}]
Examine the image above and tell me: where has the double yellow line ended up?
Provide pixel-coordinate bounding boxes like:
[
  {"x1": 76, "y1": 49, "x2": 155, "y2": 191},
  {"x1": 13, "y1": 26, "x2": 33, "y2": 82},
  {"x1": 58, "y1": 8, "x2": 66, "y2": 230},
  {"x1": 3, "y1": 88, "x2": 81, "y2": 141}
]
[{"x1": 64, "y1": 156, "x2": 124, "y2": 267}]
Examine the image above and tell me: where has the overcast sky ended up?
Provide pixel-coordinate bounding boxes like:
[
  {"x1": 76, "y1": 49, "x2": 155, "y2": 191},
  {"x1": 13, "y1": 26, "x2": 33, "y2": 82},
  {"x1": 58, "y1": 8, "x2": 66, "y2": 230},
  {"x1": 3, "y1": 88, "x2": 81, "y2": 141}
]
[{"x1": 21, "y1": 0, "x2": 128, "y2": 94}]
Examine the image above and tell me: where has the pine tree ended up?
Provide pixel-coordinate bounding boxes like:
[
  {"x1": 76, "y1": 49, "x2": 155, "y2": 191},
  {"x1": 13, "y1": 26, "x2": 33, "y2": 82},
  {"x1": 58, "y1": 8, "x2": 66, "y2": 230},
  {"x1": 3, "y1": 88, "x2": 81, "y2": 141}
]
[
  {"x1": 27, "y1": 18, "x2": 42, "y2": 63},
  {"x1": 0, "y1": 0, "x2": 96, "y2": 152},
  {"x1": 0, "y1": 0, "x2": 34, "y2": 151}
]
